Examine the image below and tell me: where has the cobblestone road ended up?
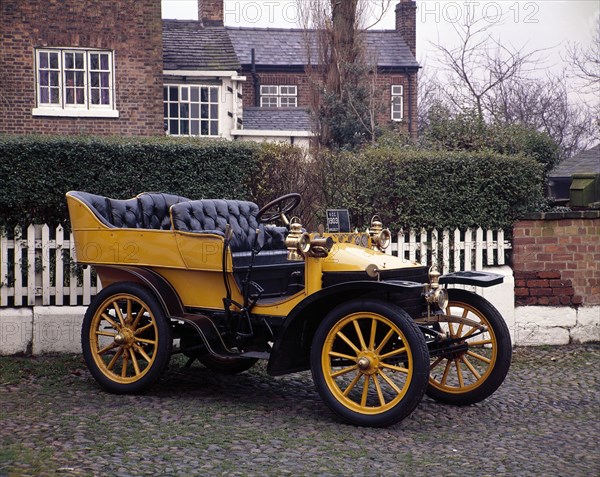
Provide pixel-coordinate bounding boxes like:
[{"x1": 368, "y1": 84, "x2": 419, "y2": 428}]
[{"x1": 1, "y1": 344, "x2": 599, "y2": 477}]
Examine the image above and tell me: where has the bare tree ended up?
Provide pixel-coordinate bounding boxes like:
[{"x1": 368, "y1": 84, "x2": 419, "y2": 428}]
[
  {"x1": 432, "y1": 15, "x2": 545, "y2": 119},
  {"x1": 566, "y1": 14, "x2": 600, "y2": 93},
  {"x1": 297, "y1": 0, "x2": 393, "y2": 148}
]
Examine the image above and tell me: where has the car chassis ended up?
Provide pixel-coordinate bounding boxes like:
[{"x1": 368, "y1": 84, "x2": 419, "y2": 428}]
[{"x1": 67, "y1": 191, "x2": 512, "y2": 427}]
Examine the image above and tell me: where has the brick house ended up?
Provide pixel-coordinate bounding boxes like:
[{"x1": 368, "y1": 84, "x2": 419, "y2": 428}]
[
  {"x1": 1, "y1": 0, "x2": 419, "y2": 143},
  {"x1": 0, "y1": 0, "x2": 164, "y2": 136}
]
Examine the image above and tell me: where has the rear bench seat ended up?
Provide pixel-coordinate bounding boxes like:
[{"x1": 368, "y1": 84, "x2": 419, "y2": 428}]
[{"x1": 68, "y1": 191, "x2": 190, "y2": 230}]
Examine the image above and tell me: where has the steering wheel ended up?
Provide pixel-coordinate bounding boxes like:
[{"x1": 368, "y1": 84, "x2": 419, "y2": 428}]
[{"x1": 256, "y1": 193, "x2": 301, "y2": 224}]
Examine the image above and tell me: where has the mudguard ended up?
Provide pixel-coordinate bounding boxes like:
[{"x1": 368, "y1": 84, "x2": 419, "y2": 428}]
[
  {"x1": 267, "y1": 280, "x2": 424, "y2": 376},
  {"x1": 440, "y1": 271, "x2": 504, "y2": 287}
]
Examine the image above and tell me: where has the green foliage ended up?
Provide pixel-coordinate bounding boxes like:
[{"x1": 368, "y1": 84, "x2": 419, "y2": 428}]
[
  {"x1": 318, "y1": 147, "x2": 545, "y2": 231},
  {"x1": 0, "y1": 135, "x2": 261, "y2": 228},
  {"x1": 0, "y1": 135, "x2": 545, "y2": 232},
  {"x1": 421, "y1": 107, "x2": 560, "y2": 173}
]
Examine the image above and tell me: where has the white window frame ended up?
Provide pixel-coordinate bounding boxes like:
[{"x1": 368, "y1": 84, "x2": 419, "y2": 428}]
[
  {"x1": 164, "y1": 84, "x2": 221, "y2": 137},
  {"x1": 260, "y1": 85, "x2": 297, "y2": 108},
  {"x1": 391, "y1": 84, "x2": 404, "y2": 121},
  {"x1": 32, "y1": 48, "x2": 118, "y2": 118}
]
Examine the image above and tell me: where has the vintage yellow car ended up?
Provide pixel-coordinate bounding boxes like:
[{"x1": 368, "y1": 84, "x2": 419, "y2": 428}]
[{"x1": 66, "y1": 191, "x2": 511, "y2": 427}]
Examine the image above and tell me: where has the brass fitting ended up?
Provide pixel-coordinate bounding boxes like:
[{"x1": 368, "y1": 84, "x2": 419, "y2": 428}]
[
  {"x1": 370, "y1": 215, "x2": 391, "y2": 251},
  {"x1": 285, "y1": 219, "x2": 310, "y2": 261}
]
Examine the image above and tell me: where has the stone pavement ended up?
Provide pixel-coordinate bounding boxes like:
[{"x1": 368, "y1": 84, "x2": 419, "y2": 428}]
[{"x1": 1, "y1": 344, "x2": 599, "y2": 477}]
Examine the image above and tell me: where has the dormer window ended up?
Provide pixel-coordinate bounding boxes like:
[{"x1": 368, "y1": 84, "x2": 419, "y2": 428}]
[{"x1": 260, "y1": 85, "x2": 297, "y2": 107}]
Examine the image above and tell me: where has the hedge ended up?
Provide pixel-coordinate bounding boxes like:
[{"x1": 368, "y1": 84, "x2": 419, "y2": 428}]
[
  {"x1": 318, "y1": 147, "x2": 545, "y2": 231},
  {"x1": 0, "y1": 135, "x2": 545, "y2": 231},
  {"x1": 0, "y1": 135, "x2": 261, "y2": 227}
]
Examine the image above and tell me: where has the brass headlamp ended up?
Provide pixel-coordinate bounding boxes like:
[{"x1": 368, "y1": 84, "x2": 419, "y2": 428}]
[
  {"x1": 425, "y1": 266, "x2": 449, "y2": 310},
  {"x1": 370, "y1": 215, "x2": 391, "y2": 251},
  {"x1": 285, "y1": 218, "x2": 310, "y2": 261}
]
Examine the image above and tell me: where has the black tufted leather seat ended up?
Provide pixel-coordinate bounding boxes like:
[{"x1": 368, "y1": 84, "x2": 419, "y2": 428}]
[
  {"x1": 68, "y1": 191, "x2": 189, "y2": 230},
  {"x1": 170, "y1": 199, "x2": 287, "y2": 254}
]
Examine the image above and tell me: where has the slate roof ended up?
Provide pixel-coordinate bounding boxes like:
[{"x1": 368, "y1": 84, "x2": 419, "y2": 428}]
[
  {"x1": 242, "y1": 107, "x2": 313, "y2": 131},
  {"x1": 550, "y1": 144, "x2": 600, "y2": 177},
  {"x1": 226, "y1": 27, "x2": 419, "y2": 69},
  {"x1": 163, "y1": 20, "x2": 240, "y2": 71}
]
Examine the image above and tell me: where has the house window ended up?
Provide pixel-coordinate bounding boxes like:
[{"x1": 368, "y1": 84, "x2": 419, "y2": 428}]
[
  {"x1": 391, "y1": 85, "x2": 403, "y2": 121},
  {"x1": 33, "y1": 48, "x2": 117, "y2": 117},
  {"x1": 260, "y1": 85, "x2": 297, "y2": 107},
  {"x1": 164, "y1": 85, "x2": 220, "y2": 136}
]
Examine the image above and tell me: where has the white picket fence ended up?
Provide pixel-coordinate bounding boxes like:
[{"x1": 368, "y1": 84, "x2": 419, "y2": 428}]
[
  {"x1": 0, "y1": 224, "x2": 511, "y2": 307},
  {"x1": 385, "y1": 227, "x2": 511, "y2": 274},
  {"x1": 0, "y1": 224, "x2": 100, "y2": 307}
]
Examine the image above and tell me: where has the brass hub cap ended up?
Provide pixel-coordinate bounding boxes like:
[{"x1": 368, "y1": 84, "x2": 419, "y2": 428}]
[
  {"x1": 357, "y1": 351, "x2": 379, "y2": 375},
  {"x1": 114, "y1": 328, "x2": 134, "y2": 348}
]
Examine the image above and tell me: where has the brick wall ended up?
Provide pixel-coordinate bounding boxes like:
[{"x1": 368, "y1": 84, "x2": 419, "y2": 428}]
[
  {"x1": 513, "y1": 211, "x2": 600, "y2": 306},
  {"x1": 240, "y1": 70, "x2": 417, "y2": 137},
  {"x1": 0, "y1": 0, "x2": 164, "y2": 136}
]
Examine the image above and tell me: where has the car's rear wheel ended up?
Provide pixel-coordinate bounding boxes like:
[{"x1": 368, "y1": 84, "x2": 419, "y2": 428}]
[
  {"x1": 82, "y1": 282, "x2": 172, "y2": 394},
  {"x1": 311, "y1": 299, "x2": 429, "y2": 427}
]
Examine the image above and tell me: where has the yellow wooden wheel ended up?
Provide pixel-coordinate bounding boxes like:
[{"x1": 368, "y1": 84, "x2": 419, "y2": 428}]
[
  {"x1": 82, "y1": 283, "x2": 172, "y2": 393},
  {"x1": 311, "y1": 300, "x2": 429, "y2": 427},
  {"x1": 427, "y1": 289, "x2": 511, "y2": 405}
]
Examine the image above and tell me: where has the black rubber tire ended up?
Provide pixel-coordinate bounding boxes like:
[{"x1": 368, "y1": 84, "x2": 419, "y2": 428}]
[
  {"x1": 82, "y1": 282, "x2": 172, "y2": 394},
  {"x1": 310, "y1": 299, "x2": 429, "y2": 427},
  {"x1": 426, "y1": 289, "x2": 512, "y2": 405},
  {"x1": 198, "y1": 354, "x2": 258, "y2": 374}
]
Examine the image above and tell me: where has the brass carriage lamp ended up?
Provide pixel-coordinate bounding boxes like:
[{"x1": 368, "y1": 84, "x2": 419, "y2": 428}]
[
  {"x1": 285, "y1": 218, "x2": 310, "y2": 261},
  {"x1": 369, "y1": 215, "x2": 392, "y2": 252}
]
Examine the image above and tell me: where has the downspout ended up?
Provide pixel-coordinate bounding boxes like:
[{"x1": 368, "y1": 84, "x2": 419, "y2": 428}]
[
  {"x1": 407, "y1": 71, "x2": 413, "y2": 137},
  {"x1": 251, "y1": 48, "x2": 260, "y2": 107}
]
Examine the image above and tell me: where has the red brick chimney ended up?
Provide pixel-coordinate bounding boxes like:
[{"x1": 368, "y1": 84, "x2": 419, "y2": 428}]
[
  {"x1": 199, "y1": 0, "x2": 223, "y2": 26},
  {"x1": 395, "y1": 0, "x2": 416, "y2": 57}
]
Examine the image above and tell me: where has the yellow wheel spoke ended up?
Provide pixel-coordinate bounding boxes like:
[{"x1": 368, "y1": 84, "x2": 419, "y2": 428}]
[
  {"x1": 95, "y1": 331, "x2": 117, "y2": 337},
  {"x1": 378, "y1": 370, "x2": 402, "y2": 396},
  {"x1": 468, "y1": 339, "x2": 493, "y2": 347},
  {"x1": 331, "y1": 364, "x2": 358, "y2": 378},
  {"x1": 353, "y1": 320, "x2": 367, "y2": 351},
  {"x1": 328, "y1": 351, "x2": 358, "y2": 361},
  {"x1": 134, "y1": 323, "x2": 154, "y2": 336},
  {"x1": 467, "y1": 350, "x2": 491, "y2": 364},
  {"x1": 379, "y1": 346, "x2": 407, "y2": 360},
  {"x1": 441, "y1": 359, "x2": 452, "y2": 385},
  {"x1": 461, "y1": 356, "x2": 481, "y2": 380},
  {"x1": 456, "y1": 322, "x2": 465, "y2": 338},
  {"x1": 136, "y1": 337, "x2": 157, "y2": 345},
  {"x1": 462, "y1": 327, "x2": 479, "y2": 339},
  {"x1": 97, "y1": 342, "x2": 118, "y2": 355},
  {"x1": 133, "y1": 343, "x2": 152, "y2": 363},
  {"x1": 448, "y1": 321, "x2": 456, "y2": 337},
  {"x1": 129, "y1": 348, "x2": 141, "y2": 376},
  {"x1": 380, "y1": 362, "x2": 409, "y2": 374},
  {"x1": 131, "y1": 304, "x2": 147, "y2": 331},
  {"x1": 342, "y1": 371, "x2": 362, "y2": 397},
  {"x1": 121, "y1": 352, "x2": 128, "y2": 378},
  {"x1": 107, "y1": 347, "x2": 123, "y2": 370},
  {"x1": 369, "y1": 318, "x2": 377, "y2": 351},
  {"x1": 336, "y1": 331, "x2": 361, "y2": 355},
  {"x1": 456, "y1": 359, "x2": 465, "y2": 388},
  {"x1": 372, "y1": 375, "x2": 386, "y2": 407},
  {"x1": 126, "y1": 299, "x2": 133, "y2": 325},
  {"x1": 361, "y1": 375, "x2": 370, "y2": 407},
  {"x1": 374, "y1": 328, "x2": 395, "y2": 354},
  {"x1": 462, "y1": 308, "x2": 469, "y2": 319},
  {"x1": 430, "y1": 356, "x2": 444, "y2": 371},
  {"x1": 101, "y1": 313, "x2": 119, "y2": 330},
  {"x1": 113, "y1": 302, "x2": 126, "y2": 327}
]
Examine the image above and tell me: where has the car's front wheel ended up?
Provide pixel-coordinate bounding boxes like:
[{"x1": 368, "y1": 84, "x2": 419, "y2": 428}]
[{"x1": 310, "y1": 299, "x2": 429, "y2": 427}]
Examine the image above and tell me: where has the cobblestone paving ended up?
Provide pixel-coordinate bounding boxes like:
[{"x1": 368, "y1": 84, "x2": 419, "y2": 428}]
[{"x1": 1, "y1": 344, "x2": 599, "y2": 477}]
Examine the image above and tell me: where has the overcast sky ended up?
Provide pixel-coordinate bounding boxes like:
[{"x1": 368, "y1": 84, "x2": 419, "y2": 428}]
[{"x1": 162, "y1": 1, "x2": 599, "y2": 104}]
